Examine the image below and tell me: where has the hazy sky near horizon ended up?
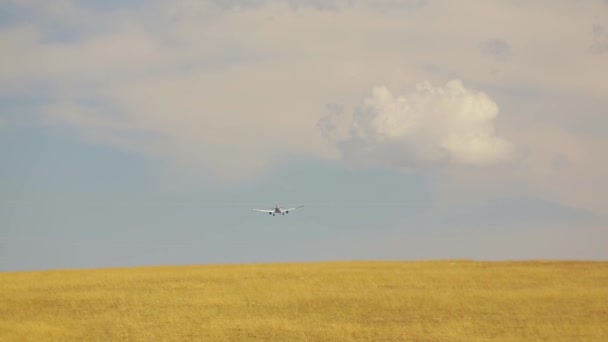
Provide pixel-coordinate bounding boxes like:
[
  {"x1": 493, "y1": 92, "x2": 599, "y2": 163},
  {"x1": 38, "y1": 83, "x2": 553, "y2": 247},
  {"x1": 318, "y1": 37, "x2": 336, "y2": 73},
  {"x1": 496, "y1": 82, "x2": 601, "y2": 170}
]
[{"x1": 1, "y1": 0, "x2": 607, "y2": 271}]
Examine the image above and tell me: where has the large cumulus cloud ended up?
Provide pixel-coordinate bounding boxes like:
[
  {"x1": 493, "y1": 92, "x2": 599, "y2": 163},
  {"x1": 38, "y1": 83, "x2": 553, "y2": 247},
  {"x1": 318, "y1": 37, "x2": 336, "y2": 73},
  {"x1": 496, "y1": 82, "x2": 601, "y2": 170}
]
[{"x1": 319, "y1": 80, "x2": 513, "y2": 169}]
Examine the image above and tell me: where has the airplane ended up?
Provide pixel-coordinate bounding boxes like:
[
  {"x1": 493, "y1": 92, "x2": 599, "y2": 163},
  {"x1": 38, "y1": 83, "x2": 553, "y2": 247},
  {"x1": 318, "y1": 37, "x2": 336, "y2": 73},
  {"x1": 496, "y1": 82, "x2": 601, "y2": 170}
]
[{"x1": 254, "y1": 204, "x2": 304, "y2": 216}]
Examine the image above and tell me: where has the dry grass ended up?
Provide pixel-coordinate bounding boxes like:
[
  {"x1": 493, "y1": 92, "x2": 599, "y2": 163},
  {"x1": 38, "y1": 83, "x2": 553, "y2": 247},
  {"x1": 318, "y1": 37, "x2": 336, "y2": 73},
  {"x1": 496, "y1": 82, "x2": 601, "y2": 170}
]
[{"x1": 1, "y1": 261, "x2": 607, "y2": 341}]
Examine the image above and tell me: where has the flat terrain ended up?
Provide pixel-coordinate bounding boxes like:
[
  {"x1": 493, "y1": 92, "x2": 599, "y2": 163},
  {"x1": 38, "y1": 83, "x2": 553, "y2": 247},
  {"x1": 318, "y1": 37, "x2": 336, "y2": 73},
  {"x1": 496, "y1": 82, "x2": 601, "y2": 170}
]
[{"x1": 1, "y1": 261, "x2": 607, "y2": 341}]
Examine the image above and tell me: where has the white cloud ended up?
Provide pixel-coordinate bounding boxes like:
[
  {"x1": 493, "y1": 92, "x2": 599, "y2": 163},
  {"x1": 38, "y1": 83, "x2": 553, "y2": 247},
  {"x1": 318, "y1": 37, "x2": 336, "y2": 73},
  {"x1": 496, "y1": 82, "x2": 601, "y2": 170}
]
[{"x1": 319, "y1": 80, "x2": 513, "y2": 169}]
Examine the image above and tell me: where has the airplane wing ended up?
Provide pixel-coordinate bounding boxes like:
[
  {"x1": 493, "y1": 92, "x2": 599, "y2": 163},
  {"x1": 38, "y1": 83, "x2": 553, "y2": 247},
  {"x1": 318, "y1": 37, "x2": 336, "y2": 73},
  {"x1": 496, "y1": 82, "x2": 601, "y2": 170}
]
[
  {"x1": 284, "y1": 205, "x2": 304, "y2": 211},
  {"x1": 253, "y1": 209, "x2": 274, "y2": 213}
]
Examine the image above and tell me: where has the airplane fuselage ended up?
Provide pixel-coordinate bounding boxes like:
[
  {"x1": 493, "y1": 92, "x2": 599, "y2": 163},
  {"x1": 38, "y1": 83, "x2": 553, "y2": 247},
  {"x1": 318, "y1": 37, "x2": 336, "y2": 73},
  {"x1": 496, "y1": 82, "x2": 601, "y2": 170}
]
[{"x1": 271, "y1": 206, "x2": 288, "y2": 215}]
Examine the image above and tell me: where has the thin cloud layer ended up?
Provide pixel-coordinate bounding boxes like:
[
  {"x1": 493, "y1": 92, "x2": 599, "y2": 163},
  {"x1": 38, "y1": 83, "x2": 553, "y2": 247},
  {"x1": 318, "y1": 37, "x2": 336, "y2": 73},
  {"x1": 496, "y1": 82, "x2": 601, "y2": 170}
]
[
  {"x1": 0, "y1": 0, "x2": 606, "y2": 207},
  {"x1": 319, "y1": 80, "x2": 513, "y2": 169}
]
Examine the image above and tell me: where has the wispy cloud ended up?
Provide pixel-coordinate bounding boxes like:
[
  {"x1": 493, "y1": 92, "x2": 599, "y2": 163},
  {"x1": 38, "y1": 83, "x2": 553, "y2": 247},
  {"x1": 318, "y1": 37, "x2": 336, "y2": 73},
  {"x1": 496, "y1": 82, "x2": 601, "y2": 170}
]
[
  {"x1": 479, "y1": 38, "x2": 511, "y2": 61},
  {"x1": 590, "y1": 24, "x2": 608, "y2": 54}
]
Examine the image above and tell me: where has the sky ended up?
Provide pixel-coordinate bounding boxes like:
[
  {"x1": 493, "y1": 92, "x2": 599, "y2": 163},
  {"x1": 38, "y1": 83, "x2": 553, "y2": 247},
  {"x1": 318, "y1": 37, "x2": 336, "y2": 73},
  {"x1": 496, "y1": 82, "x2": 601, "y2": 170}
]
[{"x1": 1, "y1": 0, "x2": 607, "y2": 271}]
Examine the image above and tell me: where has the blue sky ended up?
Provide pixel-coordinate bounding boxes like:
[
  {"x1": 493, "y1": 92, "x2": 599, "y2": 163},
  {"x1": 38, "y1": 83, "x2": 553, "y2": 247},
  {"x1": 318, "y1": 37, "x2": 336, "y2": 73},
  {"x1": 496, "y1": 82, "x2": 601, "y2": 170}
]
[{"x1": 1, "y1": 0, "x2": 607, "y2": 271}]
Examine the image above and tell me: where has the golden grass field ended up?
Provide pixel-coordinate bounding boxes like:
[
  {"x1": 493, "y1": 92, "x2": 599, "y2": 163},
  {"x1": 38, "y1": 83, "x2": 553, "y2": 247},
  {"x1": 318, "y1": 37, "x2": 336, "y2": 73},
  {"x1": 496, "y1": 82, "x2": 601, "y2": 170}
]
[{"x1": 1, "y1": 261, "x2": 607, "y2": 341}]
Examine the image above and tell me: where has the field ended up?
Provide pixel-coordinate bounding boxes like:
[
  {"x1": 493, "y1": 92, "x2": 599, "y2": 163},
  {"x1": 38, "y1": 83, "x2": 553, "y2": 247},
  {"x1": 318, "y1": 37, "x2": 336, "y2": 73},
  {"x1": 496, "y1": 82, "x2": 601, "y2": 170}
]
[{"x1": 1, "y1": 261, "x2": 607, "y2": 341}]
